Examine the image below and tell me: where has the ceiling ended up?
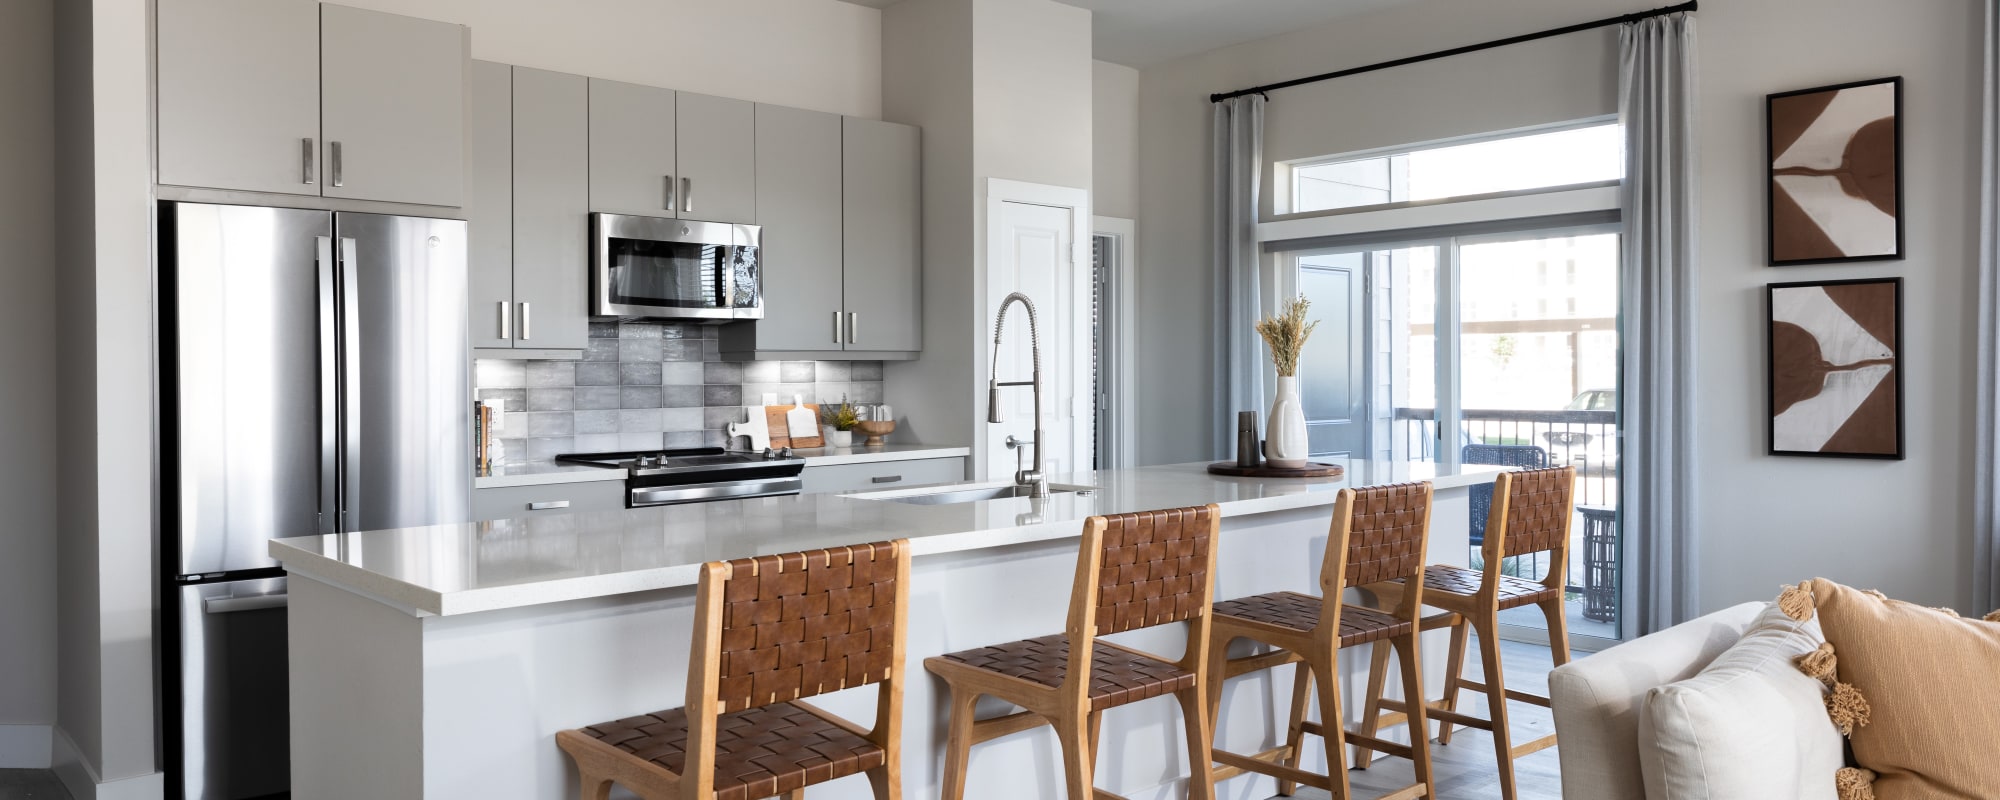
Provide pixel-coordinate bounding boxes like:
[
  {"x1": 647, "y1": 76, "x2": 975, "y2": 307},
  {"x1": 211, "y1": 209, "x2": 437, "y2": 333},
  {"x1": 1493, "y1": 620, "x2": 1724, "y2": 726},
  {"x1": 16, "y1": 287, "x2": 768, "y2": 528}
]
[{"x1": 837, "y1": 0, "x2": 1417, "y2": 67}]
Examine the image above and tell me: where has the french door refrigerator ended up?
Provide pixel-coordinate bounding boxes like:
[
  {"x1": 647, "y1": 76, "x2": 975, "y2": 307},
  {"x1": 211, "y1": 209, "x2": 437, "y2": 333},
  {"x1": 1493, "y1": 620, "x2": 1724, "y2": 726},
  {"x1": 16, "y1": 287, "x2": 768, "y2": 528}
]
[{"x1": 160, "y1": 202, "x2": 471, "y2": 799}]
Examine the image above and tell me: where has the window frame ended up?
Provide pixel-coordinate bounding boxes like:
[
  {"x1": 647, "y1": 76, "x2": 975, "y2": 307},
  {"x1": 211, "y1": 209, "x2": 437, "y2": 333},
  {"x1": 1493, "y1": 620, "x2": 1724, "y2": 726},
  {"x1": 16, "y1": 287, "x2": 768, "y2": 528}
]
[{"x1": 1273, "y1": 115, "x2": 1623, "y2": 218}]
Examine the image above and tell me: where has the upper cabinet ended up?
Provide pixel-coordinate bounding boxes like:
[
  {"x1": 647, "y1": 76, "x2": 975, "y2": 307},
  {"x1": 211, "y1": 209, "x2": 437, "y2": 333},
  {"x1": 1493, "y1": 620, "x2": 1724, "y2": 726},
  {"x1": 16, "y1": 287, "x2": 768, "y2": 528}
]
[
  {"x1": 469, "y1": 62, "x2": 589, "y2": 355},
  {"x1": 587, "y1": 80, "x2": 755, "y2": 224},
  {"x1": 746, "y1": 104, "x2": 844, "y2": 352},
  {"x1": 157, "y1": 0, "x2": 468, "y2": 207},
  {"x1": 840, "y1": 118, "x2": 923, "y2": 354}
]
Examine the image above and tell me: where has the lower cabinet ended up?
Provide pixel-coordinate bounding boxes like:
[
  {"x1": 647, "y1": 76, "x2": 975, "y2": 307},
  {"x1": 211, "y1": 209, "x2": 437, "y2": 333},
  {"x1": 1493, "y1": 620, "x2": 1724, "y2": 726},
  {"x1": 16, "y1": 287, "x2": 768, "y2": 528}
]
[
  {"x1": 473, "y1": 481, "x2": 625, "y2": 521},
  {"x1": 800, "y1": 457, "x2": 965, "y2": 495}
]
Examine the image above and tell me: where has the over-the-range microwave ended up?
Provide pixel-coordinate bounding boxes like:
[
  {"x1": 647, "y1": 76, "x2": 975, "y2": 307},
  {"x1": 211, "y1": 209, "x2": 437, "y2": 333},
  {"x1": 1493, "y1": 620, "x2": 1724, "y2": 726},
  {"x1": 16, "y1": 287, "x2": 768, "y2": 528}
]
[{"x1": 591, "y1": 212, "x2": 762, "y2": 322}]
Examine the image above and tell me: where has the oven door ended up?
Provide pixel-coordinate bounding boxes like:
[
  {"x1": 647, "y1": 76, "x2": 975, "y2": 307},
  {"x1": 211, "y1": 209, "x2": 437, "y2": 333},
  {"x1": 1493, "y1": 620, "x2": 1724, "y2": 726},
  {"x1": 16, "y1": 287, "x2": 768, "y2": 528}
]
[
  {"x1": 630, "y1": 476, "x2": 803, "y2": 507},
  {"x1": 591, "y1": 214, "x2": 762, "y2": 321}
]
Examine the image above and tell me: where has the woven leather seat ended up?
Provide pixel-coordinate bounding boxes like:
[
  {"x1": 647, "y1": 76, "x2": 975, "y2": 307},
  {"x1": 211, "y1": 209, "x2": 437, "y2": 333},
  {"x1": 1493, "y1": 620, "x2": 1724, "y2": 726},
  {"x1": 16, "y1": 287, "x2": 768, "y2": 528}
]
[
  {"x1": 1211, "y1": 591, "x2": 1413, "y2": 646},
  {"x1": 576, "y1": 702, "x2": 885, "y2": 800},
  {"x1": 1413, "y1": 564, "x2": 1563, "y2": 609},
  {"x1": 938, "y1": 633, "x2": 1195, "y2": 708}
]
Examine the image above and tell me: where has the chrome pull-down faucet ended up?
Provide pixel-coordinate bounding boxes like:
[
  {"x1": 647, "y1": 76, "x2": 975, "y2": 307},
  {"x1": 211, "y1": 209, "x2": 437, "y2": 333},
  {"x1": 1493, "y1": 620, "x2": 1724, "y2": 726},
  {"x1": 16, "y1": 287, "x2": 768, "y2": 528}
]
[{"x1": 987, "y1": 292, "x2": 1047, "y2": 498}]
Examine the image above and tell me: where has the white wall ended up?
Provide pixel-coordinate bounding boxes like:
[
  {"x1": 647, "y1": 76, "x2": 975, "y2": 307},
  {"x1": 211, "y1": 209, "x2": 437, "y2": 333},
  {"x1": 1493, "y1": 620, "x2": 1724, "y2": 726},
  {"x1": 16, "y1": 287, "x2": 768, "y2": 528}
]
[
  {"x1": 1129, "y1": 0, "x2": 1984, "y2": 614},
  {"x1": 1092, "y1": 60, "x2": 1140, "y2": 220},
  {"x1": 0, "y1": 0, "x2": 59, "y2": 767},
  {"x1": 332, "y1": 0, "x2": 883, "y2": 118}
]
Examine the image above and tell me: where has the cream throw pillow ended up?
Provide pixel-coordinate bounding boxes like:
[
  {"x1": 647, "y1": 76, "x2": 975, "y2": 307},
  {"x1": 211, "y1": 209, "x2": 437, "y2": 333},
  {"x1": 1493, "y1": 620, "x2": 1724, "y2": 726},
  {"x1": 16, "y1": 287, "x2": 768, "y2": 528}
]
[{"x1": 1637, "y1": 604, "x2": 1843, "y2": 800}]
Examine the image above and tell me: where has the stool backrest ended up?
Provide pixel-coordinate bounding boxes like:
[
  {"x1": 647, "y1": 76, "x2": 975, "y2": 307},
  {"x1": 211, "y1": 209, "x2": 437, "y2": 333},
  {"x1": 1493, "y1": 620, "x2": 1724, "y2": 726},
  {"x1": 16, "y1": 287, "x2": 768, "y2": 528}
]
[
  {"x1": 694, "y1": 540, "x2": 911, "y2": 714},
  {"x1": 1490, "y1": 466, "x2": 1576, "y2": 560},
  {"x1": 1064, "y1": 505, "x2": 1221, "y2": 703},
  {"x1": 1320, "y1": 483, "x2": 1434, "y2": 631}
]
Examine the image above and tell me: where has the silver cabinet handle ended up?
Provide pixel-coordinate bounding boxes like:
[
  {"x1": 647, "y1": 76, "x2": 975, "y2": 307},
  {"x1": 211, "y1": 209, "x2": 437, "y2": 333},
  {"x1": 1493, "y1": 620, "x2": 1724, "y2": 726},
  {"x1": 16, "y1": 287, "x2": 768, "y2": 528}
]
[
  {"x1": 302, "y1": 138, "x2": 316, "y2": 185},
  {"x1": 848, "y1": 312, "x2": 858, "y2": 345},
  {"x1": 519, "y1": 302, "x2": 531, "y2": 340},
  {"x1": 870, "y1": 475, "x2": 902, "y2": 484},
  {"x1": 527, "y1": 500, "x2": 570, "y2": 511},
  {"x1": 682, "y1": 177, "x2": 692, "y2": 213},
  {"x1": 498, "y1": 301, "x2": 511, "y2": 340},
  {"x1": 664, "y1": 175, "x2": 675, "y2": 211},
  {"x1": 833, "y1": 311, "x2": 842, "y2": 344},
  {"x1": 329, "y1": 141, "x2": 344, "y2": 187}
]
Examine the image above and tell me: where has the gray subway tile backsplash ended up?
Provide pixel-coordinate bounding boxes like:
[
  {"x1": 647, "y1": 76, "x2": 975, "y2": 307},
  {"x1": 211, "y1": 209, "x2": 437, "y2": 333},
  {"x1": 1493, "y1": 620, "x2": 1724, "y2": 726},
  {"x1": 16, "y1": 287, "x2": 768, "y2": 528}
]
[{"x1": 476, "y1": 321, "x2": 888, "y2": 459}]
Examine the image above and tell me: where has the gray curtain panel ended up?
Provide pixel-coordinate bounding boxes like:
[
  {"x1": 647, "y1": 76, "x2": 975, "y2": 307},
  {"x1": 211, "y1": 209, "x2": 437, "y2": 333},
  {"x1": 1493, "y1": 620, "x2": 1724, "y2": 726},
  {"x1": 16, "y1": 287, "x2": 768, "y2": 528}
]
[
  {"x1": 1620, "y1": 13, "x2": 1701, "y2": 635},
  {"x1": 1976, "y1": 0, "x2": 2000, "y2": 614},
  {"x1": 1212, "y1": 94, "x2": 1266, "y2": 458}
]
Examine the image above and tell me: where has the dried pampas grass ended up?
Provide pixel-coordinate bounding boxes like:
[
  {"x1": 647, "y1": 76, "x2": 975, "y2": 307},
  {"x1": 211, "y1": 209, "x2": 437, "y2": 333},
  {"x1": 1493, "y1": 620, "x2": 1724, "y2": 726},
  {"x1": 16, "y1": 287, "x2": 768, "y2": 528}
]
[{"x1": 1256, "y1": 296, "x2": 1319, "y2": 377}]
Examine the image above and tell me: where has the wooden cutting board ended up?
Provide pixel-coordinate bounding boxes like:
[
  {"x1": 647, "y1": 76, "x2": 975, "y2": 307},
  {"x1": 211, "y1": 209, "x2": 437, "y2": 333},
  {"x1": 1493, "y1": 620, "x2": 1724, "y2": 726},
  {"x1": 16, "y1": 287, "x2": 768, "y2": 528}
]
[{"x1": 765, "y1": 404, "x2": 822, "y2": 449}]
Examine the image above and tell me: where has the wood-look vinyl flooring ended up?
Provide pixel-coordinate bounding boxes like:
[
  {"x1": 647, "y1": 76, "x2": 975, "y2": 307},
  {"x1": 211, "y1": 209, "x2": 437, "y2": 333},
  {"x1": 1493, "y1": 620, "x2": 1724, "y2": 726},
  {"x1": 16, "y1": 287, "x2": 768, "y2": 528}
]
[
  {"x1": 1269, "y1": 639, "x2": 1562, "y2": 800},
  {"x1": 0, "y1": 770, "x2": 71, "y2": 800}
]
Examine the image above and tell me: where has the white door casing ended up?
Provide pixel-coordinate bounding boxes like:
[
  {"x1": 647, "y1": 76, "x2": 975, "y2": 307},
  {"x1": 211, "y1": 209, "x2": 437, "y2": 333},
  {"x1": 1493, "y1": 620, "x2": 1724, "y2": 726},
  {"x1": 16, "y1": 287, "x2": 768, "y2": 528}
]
[{"x1": 982, "y1": 180, "x2": 1092, "y2": 482}]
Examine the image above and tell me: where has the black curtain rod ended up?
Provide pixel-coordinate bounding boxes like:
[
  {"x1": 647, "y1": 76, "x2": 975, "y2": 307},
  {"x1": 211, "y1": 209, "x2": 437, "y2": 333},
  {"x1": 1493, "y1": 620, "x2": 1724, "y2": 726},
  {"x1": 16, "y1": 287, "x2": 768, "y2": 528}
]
[{"x1": 1209, "y1": 1, "x2": 1697, "y2": 103}]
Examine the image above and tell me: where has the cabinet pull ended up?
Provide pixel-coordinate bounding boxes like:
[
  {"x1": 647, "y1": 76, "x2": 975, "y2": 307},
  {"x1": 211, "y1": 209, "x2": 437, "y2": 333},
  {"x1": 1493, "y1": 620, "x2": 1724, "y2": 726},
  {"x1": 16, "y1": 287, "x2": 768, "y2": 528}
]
[
  {"x1": 527, "y1": 500, "x2": 570, "y2": 510},
  {"x1": 301, "y1": 138, "x2": 315, "y2": 185},
  {"x1": 329, "y1": 141, "x2": 344, "y2": 187},
  {"x1": 870, "y1": 475, "x2": 902, "y2": 484},
  {"x1": 664, "y1": 175, "x2": 675, "y2": 211},
  {"x1": 498, "y1": 301, "x2": 511, "y2": 340},
  {"x1": 682, "y1": 177, "x2": 693, "y2": 213},
  {"x1": 833, "y1": 311, "x2": 842, "y2": 344},
  {"x1": 520, "y1": 302, "x2": 532, "y2": 341},
  {"x1": 848, "y1": 312, "x2": 858, "y2": 345}
]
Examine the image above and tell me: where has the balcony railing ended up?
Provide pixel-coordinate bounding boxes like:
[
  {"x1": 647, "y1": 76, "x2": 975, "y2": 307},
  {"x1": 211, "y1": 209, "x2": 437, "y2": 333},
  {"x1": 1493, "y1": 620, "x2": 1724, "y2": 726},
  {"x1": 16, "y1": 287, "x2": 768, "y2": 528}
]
[{"x1": 1393, "y1": 407, "x2": 1617, "y2": 507}]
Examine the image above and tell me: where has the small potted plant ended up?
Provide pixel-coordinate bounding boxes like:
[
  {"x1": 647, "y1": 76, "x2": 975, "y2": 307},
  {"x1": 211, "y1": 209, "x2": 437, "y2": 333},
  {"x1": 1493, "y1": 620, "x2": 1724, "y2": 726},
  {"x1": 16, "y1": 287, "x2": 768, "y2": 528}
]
[
  {"x1": 821, "y1": 400, "x2": 860, "y2": 447},
  {"x1": 1256, "y1": 296, "x2": 1318, "y2": 468}
]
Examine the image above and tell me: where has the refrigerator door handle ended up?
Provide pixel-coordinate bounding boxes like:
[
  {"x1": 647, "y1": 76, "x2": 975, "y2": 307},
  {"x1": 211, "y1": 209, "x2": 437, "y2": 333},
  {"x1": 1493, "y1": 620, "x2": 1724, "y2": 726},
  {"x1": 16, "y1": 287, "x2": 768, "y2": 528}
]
[
  {"x1": 339, "y1": 237, "x2": 362, "y2": 531},
  {"x1": 203, "y1": 593, "x2": 289, "y2": 614},
  {"x1": 316, "y1": 236, "x2": 339, "y2": 535}
]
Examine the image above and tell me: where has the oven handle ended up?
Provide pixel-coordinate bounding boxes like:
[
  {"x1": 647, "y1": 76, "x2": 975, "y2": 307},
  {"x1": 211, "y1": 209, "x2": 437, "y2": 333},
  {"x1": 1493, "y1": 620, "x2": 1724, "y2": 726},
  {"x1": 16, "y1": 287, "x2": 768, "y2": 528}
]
[{"x1": 630, "y1": 476, "x2": 804, "y2": 507}]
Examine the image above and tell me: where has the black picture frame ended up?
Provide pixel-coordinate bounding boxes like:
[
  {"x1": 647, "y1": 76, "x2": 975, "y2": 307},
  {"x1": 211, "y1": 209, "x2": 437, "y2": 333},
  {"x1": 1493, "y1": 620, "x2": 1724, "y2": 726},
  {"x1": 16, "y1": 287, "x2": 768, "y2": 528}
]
[
  {"x1": 1765, "y1": 76, "x2": 1904, "y2": 266},
  {"x1": 1766, "y1": 277, "x2": 1904, "y2": 460}
]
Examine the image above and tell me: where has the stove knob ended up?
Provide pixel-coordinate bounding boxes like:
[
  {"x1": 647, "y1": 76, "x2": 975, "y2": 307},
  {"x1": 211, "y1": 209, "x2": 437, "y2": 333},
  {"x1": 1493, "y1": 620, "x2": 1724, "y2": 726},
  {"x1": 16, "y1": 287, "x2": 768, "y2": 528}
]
[
  {"x1": 761, "y1": 447, "x2": 775, "y2": 459},
  {"x1": 778, "y1": 447, "x2": 793, "y2": 459}
]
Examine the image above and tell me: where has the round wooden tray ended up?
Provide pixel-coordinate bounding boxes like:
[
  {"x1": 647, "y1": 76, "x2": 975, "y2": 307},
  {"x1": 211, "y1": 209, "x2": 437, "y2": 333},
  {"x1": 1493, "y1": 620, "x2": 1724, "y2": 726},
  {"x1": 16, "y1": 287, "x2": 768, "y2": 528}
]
[{"x1": 1206, "y1": 461, "x2": 1344, "y2": 479}]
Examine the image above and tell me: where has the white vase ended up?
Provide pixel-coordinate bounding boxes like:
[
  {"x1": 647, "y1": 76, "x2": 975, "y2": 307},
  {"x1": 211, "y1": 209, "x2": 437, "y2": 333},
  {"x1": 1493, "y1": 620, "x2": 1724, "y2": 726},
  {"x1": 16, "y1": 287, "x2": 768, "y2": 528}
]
[
  {"x1": 823, "y1": 427, "x2": 854, "y2": 448},
  {"x1": 1264, "y1": 375, "x2": 1309, "y2": 469}
]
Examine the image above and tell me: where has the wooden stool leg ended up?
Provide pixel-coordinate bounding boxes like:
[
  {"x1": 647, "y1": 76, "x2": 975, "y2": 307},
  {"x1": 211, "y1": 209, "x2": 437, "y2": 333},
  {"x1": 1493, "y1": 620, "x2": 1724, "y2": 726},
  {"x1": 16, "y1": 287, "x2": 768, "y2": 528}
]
[
  {"x1": 1175, "y1": 685, "x2": 1217, "y2": 800},
  {"x1": 1541, "y1": 596, "x2": 1573, "y2": 669},
  {"x1": 1392, "y1": 632, "x2": 1435, "y2": 796},
  {"x1": 579, "y1": 775, "x2": 611, "y2": 800},
  {"x1": 1088, "y1": 709, "x2": 1104, "y2": 756},
  {"x1": 1472, "y1": 614, "x2": 1519, "y2": 800},
  {"x1": 939, "y1": 687, "x2": 979, "y2": 800},
  {"x1": 1309, "y1": 662, "x2": 1354, "y2": 800},
  {"x1": 1353, "y1": 639, "x2": 1392, "y2": 769},
  {"x1": 782, "y1": 791, "x2": 805, "y2": 800},
  {"x1": 1054, "y1": 707, "x2": 1097, "y2": 800},
  {"x1": 865, "y1": 765, "x2": 897, "y2": 800},
  {"x1": 1277, "y1": 661, "x2": 1311, "y2": 797},
  {"x1": 1436, "y1": 618, "x2": 1470, "y2": 746}
]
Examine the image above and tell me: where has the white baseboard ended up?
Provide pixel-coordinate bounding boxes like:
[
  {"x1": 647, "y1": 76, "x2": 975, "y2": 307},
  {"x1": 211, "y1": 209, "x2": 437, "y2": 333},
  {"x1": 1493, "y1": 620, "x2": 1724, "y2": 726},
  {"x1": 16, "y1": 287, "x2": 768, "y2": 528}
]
[
  {"x1": 0, "y1": 724, "x2": 52, "y2": 768},
  {"x1": 50, "y1": 727, "x2": 165, "y2": 800}
]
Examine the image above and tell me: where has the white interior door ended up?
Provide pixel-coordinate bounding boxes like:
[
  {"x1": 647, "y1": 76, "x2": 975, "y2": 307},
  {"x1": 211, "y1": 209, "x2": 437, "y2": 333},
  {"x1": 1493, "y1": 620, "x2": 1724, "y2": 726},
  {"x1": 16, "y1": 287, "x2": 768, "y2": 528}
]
[{"x1": 988, "y1": 200, "x2": 1088, "y2": 481}]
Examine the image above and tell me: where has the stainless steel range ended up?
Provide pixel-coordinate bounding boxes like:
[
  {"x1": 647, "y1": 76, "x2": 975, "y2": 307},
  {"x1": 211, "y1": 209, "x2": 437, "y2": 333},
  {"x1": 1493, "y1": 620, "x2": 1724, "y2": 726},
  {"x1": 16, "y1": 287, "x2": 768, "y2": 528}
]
[{"x1": 555, "y1": 447, "x2": 807, "y2": 507}]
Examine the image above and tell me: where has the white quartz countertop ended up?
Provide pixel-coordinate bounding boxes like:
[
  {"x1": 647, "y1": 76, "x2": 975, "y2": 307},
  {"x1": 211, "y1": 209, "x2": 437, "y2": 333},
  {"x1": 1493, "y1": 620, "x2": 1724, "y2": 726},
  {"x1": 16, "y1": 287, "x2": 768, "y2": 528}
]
[
  {"x1": 276, "y1": 460, "x2": 1502, "y2": 617},
  {"x1": 472, "y1": 445, "x2": 970, "y2": 488}
]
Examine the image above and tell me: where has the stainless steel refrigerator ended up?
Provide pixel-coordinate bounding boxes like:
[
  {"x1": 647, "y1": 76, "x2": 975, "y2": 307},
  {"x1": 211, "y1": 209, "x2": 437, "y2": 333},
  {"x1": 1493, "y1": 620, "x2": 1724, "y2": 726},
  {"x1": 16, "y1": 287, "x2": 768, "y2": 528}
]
[{"x1": 160, "y1": 202, "x2": 471, "y2": 800}]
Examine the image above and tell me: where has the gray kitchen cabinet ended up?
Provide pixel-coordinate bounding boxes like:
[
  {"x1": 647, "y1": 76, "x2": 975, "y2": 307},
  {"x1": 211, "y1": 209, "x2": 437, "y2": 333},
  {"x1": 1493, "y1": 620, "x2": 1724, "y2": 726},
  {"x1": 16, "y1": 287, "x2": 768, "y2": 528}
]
[
  {"x1": 468, "y1": 61, "x2": 515, "y2": 350},
  {"x1": 510, "y1": 68, "x2": 591, "y2": 351},
  {"x1": 748, "y1": 104, "x2": 844, "y2": 351},
  {"x1": 469, "y1": 64, "x2": 590, "y2": 356},
  {"x1": 589, "y1": 78, "x2": 678, "y2": 217},
  {"x1": 156, "y1": 0, "x2": 321, "y2": 196},
  {"x1": 840, "y1": 118, "x2": 923, "y2": 353},
  {"x1": 319, "y1": 4, "x2": 467, "y2": 207},
  {"x1": 472, "y1": 481, "x2": 625, "y2": 522},
  {"x1": 799, "y1": 457, "x2": 965, "y2": 495},
  {"x1": 674, "y1": 92, "x2": 758, "y2": 224}
]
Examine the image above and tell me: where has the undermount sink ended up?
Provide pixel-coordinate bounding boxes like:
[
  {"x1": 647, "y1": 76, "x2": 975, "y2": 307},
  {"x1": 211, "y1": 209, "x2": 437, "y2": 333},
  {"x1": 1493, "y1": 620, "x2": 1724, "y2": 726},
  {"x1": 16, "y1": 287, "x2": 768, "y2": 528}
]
[{"x1": 858, "y1": 481, "x2": 1096, "y2": 506}]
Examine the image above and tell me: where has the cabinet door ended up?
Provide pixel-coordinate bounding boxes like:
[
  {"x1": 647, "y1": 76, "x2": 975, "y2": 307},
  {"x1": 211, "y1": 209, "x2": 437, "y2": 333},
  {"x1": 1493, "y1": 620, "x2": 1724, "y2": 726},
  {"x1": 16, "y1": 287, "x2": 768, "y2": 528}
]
[
  {"x1": 320, "y1": 4, "x2": 467, "y2": 207},
  {"x1": 472, "y1": 481, "x2": 625, "y2": 522},
  {"x1": 841, "y1": 118, "x2": 923, "y2": 352},
  {"x1": 589, "y1": 79, "x2": 677, "y2": 217},
  {"x1": 752, "y1": 105, "x2": 845, "y2": 351},
  {"x1": 468, "y1": 61, "x2": 514, "y2": 349},
  {"x1": 675, "y1": 92, "x2": 757, "y2": 224},
  {"x1": 156, "y1": 0, "x2": 320, "y2": 195},
  {"x1": 799, "y1": 458, "x2": 965, "y2": 494},
  {"x1": 511, "y1": 68, "x2": 591, "y2": 351}
]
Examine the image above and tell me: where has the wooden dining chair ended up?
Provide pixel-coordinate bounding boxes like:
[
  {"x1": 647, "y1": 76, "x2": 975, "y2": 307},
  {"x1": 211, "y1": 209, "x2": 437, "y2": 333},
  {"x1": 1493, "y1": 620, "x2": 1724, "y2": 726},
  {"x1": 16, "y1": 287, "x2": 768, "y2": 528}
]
[
  {"x1": 926, "y1": 505, "x2": 1221, "y2": 800},
  {"x1": 1205, "y1": 482, "x2": 1436, "y2": 800},
  {"x1": 1358, "y1": 466, "x2": 1576, "y2": 800},
  {"x1": 557, "y1": 539, "x2": 910, "y2": 800}
]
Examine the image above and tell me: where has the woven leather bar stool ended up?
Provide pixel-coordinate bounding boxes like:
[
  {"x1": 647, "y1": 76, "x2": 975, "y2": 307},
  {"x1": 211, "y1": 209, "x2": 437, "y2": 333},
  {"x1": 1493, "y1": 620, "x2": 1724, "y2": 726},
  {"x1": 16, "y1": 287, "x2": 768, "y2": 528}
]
[
  {"x1": 1205, "y1": 482, "x2": 1436, "y2": 800},
  {"x1": 1357, "y1": 466, "x2": 1576, "y2": 800},
  {"x1": 557, "y1": 540, "x2": 911, "y2": 800},
  {"x1": 926, "y1": 505, "x2": 1221, "y2": 800}
]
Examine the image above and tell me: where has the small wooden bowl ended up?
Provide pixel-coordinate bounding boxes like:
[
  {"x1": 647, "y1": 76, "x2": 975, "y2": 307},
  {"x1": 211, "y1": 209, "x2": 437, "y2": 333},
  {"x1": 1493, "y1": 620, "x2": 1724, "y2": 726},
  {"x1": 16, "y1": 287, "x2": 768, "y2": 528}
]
[{"x1": 855, "y1": 420, "x2": 896, "y2": 446}]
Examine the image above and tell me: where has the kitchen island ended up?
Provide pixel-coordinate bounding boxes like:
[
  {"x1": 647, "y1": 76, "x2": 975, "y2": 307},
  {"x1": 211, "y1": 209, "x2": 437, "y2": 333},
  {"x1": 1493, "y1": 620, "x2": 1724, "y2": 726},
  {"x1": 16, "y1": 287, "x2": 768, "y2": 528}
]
[{"x1": 273, "y1": 460, "x2": 1502, "y2": 800}]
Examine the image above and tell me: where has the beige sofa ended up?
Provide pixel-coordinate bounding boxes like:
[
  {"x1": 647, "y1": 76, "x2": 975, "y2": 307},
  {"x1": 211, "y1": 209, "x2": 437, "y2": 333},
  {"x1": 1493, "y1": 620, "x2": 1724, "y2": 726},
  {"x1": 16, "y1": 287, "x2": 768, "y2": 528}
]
[{"x1": 1546, "y1": 602, "x2": 1766, "y2": 798}]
